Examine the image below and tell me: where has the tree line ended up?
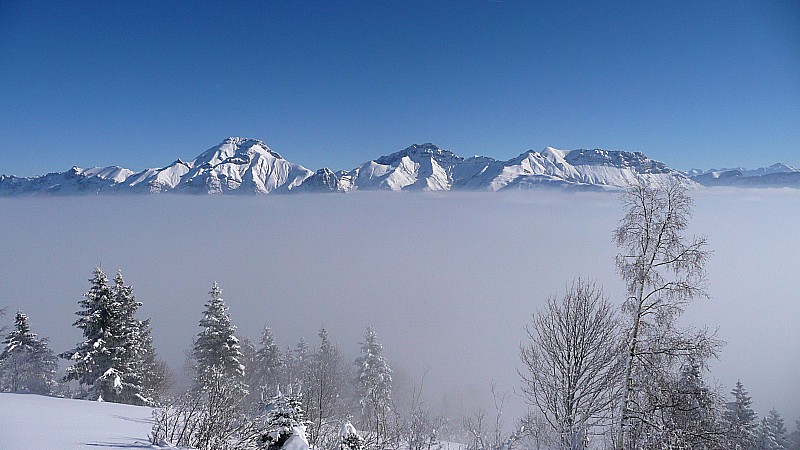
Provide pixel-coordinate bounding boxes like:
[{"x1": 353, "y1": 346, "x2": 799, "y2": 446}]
[{"x1": 1, "y1": 179, "x2": 799, "y2": 449}]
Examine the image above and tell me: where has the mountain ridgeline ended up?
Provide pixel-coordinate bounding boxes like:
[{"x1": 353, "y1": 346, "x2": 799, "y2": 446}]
[{"x1": 1, "y1": 137, "x2": 797, "y2": 195}]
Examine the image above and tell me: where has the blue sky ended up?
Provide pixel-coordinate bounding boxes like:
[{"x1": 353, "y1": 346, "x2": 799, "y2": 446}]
[{"x1": 1, "y1": 0, "x2": 798, "y2": 176}]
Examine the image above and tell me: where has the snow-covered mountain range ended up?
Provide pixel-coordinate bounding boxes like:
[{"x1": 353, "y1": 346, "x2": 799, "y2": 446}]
[
  {"x1": 684, "y1": 163, "x2": 800, "y2": 188},
  {"x1": 0, "y1": 137, "x2": 796, "y2": 195}
]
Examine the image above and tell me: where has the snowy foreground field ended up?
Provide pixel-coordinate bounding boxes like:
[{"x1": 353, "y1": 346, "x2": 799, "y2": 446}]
[{"x1": 0, "y1": 392, "x2": 156, "y2": 449}]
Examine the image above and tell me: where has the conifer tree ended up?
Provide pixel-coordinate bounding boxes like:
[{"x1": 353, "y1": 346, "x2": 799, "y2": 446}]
[
  {"x1": 295, "y1": 337, "x2": 311, "y2": 389},
  {"x1": 262, "y1": 386, "x2": 311, "y2": 450},
  {"x1": 725, "y1": 380, "x2": 758, "y2": 449},
  {"x1": 759, "y1": 408, "x2": 789, "y2": 450},
  {"x1": 241, "y1": 336, "x2": 258, "y2": 402},
  {"x1": 106, "y1": 270, "x2": 148, "y2": 404},
  {"x1": 192, "y1": 282, "x2": 245, "y2": 388},
  {"x1": 138, "y1": 318, "x2": 172, "y2": 403},
  {"x1": 339, "y1": 422, "x2": 365, "y2": 450},
  {"x1": 61, "y1": 268, "x2": 152, "y2": 404},
  {"x1": 660, "y1": 357, "x2": 724, "y2": 448},
  {"x1": 283, "y1": 345, "x2": 298, "y2": 390},
  {"x1": 252, "y1": 327, "x2": 284, "y2": 399},
  {"x1": 789, "y1": 419, "x2": 800, "y2": 450},
  {"x1": 0, "y1": 310, "x2": 57, "y2": 394},
  {"x1": 354, "y1": 326, "x2": 393, "y2": 448},
  {"x1": 61, "y1": 267, "x2": 115, "y2": 389}
]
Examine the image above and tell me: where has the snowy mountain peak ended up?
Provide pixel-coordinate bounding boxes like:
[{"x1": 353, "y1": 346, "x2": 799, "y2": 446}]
[
  {"x1": 374, "y1": 143, "x2": 461, "y2": 165},
  {"x1": 3, "y1": 137, "x2": 797, "y2": 195},
  {"x1": 176, "y1": 138, "x2": 310, "y2": 194},
  {"x1": 766, "y1": 162, "x2": 797, "y2": 172},
  {"x1": 563, "y1": 149, "x2": 670, "y2": 174},
  {"x1": 195, "y1": 137, "x2": 284, "y2": 167}
]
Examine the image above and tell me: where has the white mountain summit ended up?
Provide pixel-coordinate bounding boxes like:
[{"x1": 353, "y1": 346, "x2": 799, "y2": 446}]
[
  {"x1": 336, "y1": 143, "x2": 684, "y2": 192},
  {"x1": 7, "y1": 136, "x2": 782, "y2": 196}
]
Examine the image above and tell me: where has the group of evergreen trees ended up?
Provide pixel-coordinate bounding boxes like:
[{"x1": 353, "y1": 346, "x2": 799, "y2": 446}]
[
  {"x1": 150, "y1": 282, "x2": 393, "y2": 450},
  {"x1": 724, "y1": 380, "x2": 800, "y2": 450},
  {"x1": 0, "y1": 309, "x2": 58, "y2": 394},
  {"x1": 59, "y1": 268, "x2": 167, "y2": 404},
  {"x1": 0, "y1": 268, "x2": 169, "y2": 403}
]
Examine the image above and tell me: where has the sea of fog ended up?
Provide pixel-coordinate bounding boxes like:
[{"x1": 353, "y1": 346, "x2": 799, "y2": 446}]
[{"x1": 0, "y1": 189, "x2": 797, "y2": 423}]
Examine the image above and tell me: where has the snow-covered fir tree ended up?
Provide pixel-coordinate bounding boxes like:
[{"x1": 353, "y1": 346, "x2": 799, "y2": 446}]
[
  {"x1": 353, "y1": 326, "x2": 393, "y2": 448},
  {"x1": 251, "y1": 327, "x2": 284, "y2": 401},
  {"x1": 0, "y1": 310, "x2": 58, "y2": 394},
  {"x1": 759, "y1": 408, "x2": 789, "y2": 450},
  {"x1": 241, "y1": 336, "x2": 259, "y2": 403},
  {"x1": 282, "y1": 345, "x2": 293, "y2": 387},
  {"x1": 294, "y1": 337, "x2": 311, "y2": 390},
  {"x1": 138, "y1": 317, "x2": 172, "y2": 403},
  {"x1": 105, "y1": 270, "x2": 149, "y2": 404},
  {"x1": 659, "y1": 357, "x2": 724, "y2": 448},
  {"x1": 261, "y1": 386, "x2": 311, "y2": 450},
  {"x1": 339, "y1": 422, "x2": 365, "y2": 450},
  {"x1": 60, "y1": 268, "x2": 150, "y2": 404},
  {"x1": 61, "y1": 268, "x2": 114, "y2": 389},
  {"x1": 724, "y1": 380, "x2": 758, "y2": 449},
  {"x1": 192, "y1": 282, "x2": 245, "y2": 389},
  {"x1": 789, "y1": 419, "x2": 800, "y2": 450}
]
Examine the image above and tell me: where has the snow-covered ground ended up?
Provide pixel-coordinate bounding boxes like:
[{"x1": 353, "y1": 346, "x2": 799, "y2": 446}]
[{"x1": 0, "y1": 392, "x2": 156, "y2": 449}]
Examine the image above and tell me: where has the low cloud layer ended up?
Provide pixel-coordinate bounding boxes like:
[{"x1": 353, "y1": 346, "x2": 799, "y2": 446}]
[{"x1": 0, "y1": 189, "x2": 797, "y2": 421}]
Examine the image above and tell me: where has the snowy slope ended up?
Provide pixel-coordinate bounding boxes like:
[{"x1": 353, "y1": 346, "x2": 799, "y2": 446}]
[
  {"x1": 122, "y1": 159, "x2": 193, "y2": 193},
  {"x1": 0, "y1": 393, "x2": 156, "y2": 449}
]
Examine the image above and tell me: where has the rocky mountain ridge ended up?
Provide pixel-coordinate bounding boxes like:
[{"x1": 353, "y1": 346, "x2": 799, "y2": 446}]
[{"x1": 1, "y1": 137, "x2": 795, "y2": 195}]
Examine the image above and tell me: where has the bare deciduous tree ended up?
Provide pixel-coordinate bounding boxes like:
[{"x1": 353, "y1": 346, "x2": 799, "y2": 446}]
[
  {"x1": 462, "y1": 385, "x2": 526, "y2": 450},
  {"x1": 150, "y1": 367, "x2": 261, "y2": 450},
  {"x1": 613, "y1": 179, "x2": 720, "y2": 449},
  {"x1": 306, "y1": 327, "x2": 345, "y2": 449},
  {"x1": 391, "y1": 371, "x2": 449, "y2": 450},
  {"x1": 519, "y1": 278, "x2": 624, "y2": 449}
]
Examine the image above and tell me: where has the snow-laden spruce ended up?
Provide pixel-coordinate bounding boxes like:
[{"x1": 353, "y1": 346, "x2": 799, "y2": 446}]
[
  {"x1": 758, "y1": 408, "x2": 790, "y2": 450},
  {"x1": 0, "y1": 310, "x2": 58, "y2": 394},
  {"x1": 724, "y1": 380, "x2": 758, "y2": 448},
  {"x1": 249, "y1": 326, "x2": 284, "y2": 400},
  {"x1": 60, "y1": 268, "x2": 157, "y2": 405},
  {"x1": 353, "y1": 326, "x2": 393, "y2": 449},
  {"x1": 260, "y1": 386, "x2": 312, "y2": 450},
  {"x1": 339, "y1": 421, "x2": 365, "y2": 450},
  {"x1": 192, "y1": 282, "x2": 246, "y2": 390}
]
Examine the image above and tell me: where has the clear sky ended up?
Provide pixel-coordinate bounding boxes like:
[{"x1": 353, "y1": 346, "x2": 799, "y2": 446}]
[{"x1": 1, "y1": 0, "x2": 798, "y2": 176}]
